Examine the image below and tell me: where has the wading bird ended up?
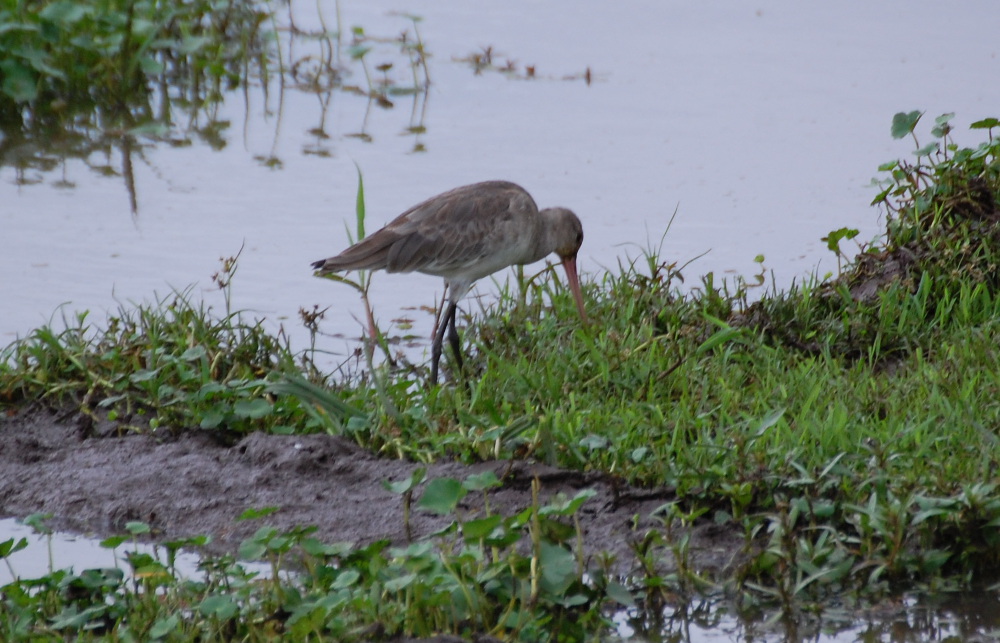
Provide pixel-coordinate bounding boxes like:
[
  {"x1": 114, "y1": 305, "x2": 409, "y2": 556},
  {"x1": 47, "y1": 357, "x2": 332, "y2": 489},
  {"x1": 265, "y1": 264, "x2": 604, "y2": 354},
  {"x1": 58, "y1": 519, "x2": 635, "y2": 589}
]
[{"x1": 311, "y1": 180, "x2": 587, "y2": 383}]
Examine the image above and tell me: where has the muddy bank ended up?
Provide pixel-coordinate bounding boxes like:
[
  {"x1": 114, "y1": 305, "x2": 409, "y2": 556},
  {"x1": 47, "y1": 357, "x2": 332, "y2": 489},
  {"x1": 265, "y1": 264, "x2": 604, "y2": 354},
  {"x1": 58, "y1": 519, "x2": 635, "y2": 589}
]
[{"x1": 0, "y1": 406, "x2": 743, "y2": 576}]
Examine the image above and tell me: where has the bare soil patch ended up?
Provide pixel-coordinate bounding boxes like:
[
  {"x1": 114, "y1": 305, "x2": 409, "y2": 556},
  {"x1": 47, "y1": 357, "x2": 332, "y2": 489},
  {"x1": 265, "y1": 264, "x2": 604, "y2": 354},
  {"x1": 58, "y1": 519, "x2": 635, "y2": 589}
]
[{"x1": 0, "y1": 406, "x2": 744, "y2": 576}]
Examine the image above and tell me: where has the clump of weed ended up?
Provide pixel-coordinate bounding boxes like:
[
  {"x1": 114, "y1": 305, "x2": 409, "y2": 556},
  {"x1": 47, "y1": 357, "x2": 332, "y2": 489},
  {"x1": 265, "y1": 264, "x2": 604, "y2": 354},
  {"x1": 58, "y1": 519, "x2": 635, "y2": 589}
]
[
  {"x1": 0, "y1": 483, "x2": 634, "y2": 641},
  {"x1": 741, "y1": 112, "x2": 1000, "y2": 363},
  {"x1": 0, "y1": 252, "x2": 358, "y2": 438},
  {"x1": 873, "y1": 112, "x2": 1000, "y2": 287}
]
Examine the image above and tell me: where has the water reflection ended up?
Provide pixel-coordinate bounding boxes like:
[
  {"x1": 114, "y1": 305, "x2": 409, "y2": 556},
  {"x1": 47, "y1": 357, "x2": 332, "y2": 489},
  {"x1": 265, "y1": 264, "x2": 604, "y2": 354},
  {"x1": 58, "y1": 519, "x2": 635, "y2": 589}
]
[
  {"x1": 0, "y1": 2, "x2": 432, "y2": 214},
  {"x1": 615, "y1": 592, "x2": 1000, "y2": 642},
  {"x1": 0, "y1": 517, "x2": 271, "y2": 587},
  {"x1": 2, "y1": 511, "x2": 997, "y2": 643},
  {"x1": 0, "y1": 516, "x2": 204, "y2": 585},
  {"x1": 0, "y1": 0, "x2": 270, "y2": 214}
]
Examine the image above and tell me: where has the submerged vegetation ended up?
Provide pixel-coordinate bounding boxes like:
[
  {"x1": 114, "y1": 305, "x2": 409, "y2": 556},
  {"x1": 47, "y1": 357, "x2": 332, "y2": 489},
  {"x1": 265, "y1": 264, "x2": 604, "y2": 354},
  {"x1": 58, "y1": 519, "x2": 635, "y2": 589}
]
[
  {"x1": 0, "y1": 0, "x2": 270, "y2": 202},
  {"x1": 0, "y1": 0, "x2": 269, "y2": 127},
  {"x1": 0, "y1": 0, "x2": 432, "y2": 204},
  {"x1": 1, "y1": 112, "x2": 1000, "y2": 639}
]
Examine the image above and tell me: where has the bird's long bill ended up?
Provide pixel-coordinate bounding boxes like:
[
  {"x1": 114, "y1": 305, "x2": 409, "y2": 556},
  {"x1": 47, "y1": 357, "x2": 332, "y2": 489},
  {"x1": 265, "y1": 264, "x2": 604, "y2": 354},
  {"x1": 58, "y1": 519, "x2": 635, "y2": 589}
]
[{"x1": 561, "y1": 256, "x2": 589, "y2": 324}]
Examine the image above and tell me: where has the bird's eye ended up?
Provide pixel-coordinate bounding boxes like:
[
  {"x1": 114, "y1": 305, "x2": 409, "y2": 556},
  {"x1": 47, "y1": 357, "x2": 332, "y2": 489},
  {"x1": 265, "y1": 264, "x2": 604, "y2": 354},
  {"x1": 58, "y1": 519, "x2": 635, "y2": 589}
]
[{"x1": 576, "y1": 233, "x2": 583, "y2": 245}]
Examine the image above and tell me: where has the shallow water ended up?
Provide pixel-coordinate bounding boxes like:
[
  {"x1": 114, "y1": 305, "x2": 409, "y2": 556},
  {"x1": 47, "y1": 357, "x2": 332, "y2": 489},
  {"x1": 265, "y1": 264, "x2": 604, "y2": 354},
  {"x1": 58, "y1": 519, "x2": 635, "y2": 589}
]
[
  {"x1": 615, "y1": 593, "x2": 1000, "y2": 642},
  {"x1": 2, "y1": 516, "x2": 998, "y2": 642},
  {"x1": 0, "y1": 517, "x2": 214, "y2": 585}
]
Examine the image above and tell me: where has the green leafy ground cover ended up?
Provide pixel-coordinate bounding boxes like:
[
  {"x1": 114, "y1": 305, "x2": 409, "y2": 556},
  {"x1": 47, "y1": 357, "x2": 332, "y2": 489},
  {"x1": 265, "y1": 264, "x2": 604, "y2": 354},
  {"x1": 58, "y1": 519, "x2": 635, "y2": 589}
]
[{"x1": 3, "y1": 109, "x2": 1000, "y2": 638}]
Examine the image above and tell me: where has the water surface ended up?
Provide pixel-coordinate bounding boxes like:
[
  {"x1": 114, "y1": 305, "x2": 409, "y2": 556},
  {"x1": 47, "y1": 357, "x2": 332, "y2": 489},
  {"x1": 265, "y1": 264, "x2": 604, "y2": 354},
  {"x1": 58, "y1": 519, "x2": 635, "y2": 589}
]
[{"x1": 4, "y1": 1, "x2": 998, "y2": 359}]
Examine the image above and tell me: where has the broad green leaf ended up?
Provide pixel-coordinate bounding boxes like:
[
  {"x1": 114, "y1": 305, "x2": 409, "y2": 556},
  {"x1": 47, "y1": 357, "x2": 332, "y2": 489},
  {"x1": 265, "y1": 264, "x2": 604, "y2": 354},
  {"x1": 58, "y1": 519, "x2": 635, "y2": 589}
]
[
  {"x1": 178, "y1": 35, "x2": 211, "y2": 55},
  {"x1": 753, "y1": 407, "x2": 786, "y2": 437},
  {"x1": 139, "y1": 55, "x2": 164, "y2": 75},
  {"x1": 605, "y1": 580, "x2": 636, "y2": 606},
  {"x1": 578, "y1": 435, "x2": 608, "y2": 451},
  {"x1": 418, "y1": 477, "x2": 467, "y2": 515},
  {"x1": 130, "y1": 368, "x2": 162, "y2": 383},
  {"x1": 970, "y1": 117, "x2": 999, "y2": 129},
  {"x1": 18, "y1": 48, "x2": 64, "y2": 80},
  {"x1": 200, "y1": 409, "x2": 225, "y2": 429},
  {"x1": 233, "y1": 398, "x2": 272, "y2": 419},
  {"x1": 0, "y1": 24, "x2": 40, "y2": 37},
  {"x1": 822, "y1": 227, "x2": 860, "y2": 252},
  {"x1": 933, "y1": 112, "x2": 955, "y2": 126},
  {"x1": 347, "y1": 45, "x2": 371, "y2": 60},
  {"x1": 0, "y1": 537, "x2": 27, "y2": 558},
  {"x1": 383, "y1": 572, "x2": 418, "y2": 592},
  {"x1": 0, "y1": 60, "x2": 37, "y2": 102},
  {"x1": 51, "y1": 605, "x2": 108, "y2": 629},
  {"x1": 23, "y1": 513, "x2": 53, "y2": 535},
  {"x1": 126, "y1": 521, "x2": 151, "y2": 535},
  {"x1": 540, "y1": 488, "x2": 597, "y2": 516},
  {"x1": 149, "y1": 614, "x2": 181, "y2": 638},
  {"x1": 383, "y1": 467, "x2": 426, "y2": 494},
  {"x1": 461, "y1": 514, "x2": 503, "y2": 540},
  {"x1": 891, "y1": 110, "x2": 922, "y2": 139},
  {"x1": 538, "y1": 542, "x2": 577, "y2": 595},
  {"x1": 332, "y1": 569, "x2": 361, "y2": 589},
  {"x1": 38, "y1": 1, "x2": 88, "y2": 24},
  {"x1": 199, "y1": 594, "x2": 239, "y2": 620},
  {"x1": 238, "y1": 540, "x2": 267, "y2": 560},
  {"x1": 463, "y1": 470, "x2": 500, "y2": 491}
]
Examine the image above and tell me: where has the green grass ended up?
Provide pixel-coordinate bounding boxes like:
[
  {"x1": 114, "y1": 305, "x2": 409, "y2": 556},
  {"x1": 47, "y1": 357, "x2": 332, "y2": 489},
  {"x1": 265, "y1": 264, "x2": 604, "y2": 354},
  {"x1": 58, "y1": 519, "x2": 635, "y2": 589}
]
[{"x1": 2, "y1": 111, "x2": 1000, "y2": 638}]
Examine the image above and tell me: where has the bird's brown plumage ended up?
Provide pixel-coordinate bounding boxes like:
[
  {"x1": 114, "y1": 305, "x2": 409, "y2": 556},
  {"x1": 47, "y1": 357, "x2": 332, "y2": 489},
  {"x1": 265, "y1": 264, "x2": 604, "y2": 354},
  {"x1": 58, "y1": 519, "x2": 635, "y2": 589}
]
[{"x1": 312, "y1": 180, "x2": 586, "y2": 382}]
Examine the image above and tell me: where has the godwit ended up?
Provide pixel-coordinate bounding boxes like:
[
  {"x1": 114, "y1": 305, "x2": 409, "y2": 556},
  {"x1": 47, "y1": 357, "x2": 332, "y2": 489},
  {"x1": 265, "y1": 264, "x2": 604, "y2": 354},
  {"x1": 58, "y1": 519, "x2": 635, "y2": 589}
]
[{"x1": 311, "y1": 180, "x2": 587, "y2": 383}]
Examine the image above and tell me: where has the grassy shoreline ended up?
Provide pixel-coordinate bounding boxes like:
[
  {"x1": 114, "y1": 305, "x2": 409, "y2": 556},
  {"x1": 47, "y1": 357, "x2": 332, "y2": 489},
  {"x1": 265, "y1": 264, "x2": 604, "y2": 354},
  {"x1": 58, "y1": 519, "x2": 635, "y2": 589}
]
[{"x1": 2, "y1": 112, "x2": 1000, "y2": 640}]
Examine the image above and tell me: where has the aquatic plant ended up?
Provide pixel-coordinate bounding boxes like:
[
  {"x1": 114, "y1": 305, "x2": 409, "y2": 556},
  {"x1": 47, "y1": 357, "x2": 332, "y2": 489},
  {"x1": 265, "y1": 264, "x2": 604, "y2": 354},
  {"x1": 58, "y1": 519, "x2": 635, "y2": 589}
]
[
  {"x1": 0, "y1": 485, "x2": 630, "y2": 641},
  {"x1": 0, "y1": 0, "x2": 270, "y2": 130},
  {"x1": 0, "y1": 1, "x2": 432, "y2": 199}
]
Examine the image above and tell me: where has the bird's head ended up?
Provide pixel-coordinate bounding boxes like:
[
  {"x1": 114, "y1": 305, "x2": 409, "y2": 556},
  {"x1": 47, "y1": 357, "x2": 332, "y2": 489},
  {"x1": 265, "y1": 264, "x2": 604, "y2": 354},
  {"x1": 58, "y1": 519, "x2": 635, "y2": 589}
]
[
  {"x1": 542, "y1": 207, "x2": 588, "y2": 323},
  {"x1": 547, "y1": 207, "x2": 584, "y2": 261}
]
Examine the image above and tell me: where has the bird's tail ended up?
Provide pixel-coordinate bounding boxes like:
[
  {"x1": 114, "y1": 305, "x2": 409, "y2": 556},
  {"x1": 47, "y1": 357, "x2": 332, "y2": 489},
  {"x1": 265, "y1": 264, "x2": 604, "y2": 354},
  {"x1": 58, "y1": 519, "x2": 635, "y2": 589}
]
[{"x1": 311, "y1": 232, "x2": 399, "y2": 273}]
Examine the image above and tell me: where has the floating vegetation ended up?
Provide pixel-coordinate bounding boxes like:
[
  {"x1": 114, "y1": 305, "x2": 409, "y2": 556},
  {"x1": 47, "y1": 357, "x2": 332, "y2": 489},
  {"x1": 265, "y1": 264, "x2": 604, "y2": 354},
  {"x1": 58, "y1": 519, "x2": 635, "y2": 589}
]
[{"x1": 455, "y1": 44, "x2": 594, "y2": 84}]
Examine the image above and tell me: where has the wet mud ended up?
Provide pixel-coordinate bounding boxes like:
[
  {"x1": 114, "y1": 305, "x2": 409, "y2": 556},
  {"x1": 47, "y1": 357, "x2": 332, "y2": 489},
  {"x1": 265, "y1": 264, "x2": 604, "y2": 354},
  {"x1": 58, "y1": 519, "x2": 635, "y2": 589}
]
[{"x1": 0, "y1": 406, "x2": 744, "y2": 576}]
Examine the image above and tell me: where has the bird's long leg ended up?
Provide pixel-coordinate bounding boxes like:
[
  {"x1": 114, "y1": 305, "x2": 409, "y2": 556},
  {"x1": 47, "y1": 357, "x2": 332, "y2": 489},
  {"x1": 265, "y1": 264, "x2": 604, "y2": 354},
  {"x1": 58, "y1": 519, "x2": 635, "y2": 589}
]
[
  {"x1": 430, "y1": 300, "x2": 457, "y2": 384},
  {"x1": 446, "y1": 303, "x2": 463, "y2": 376}
]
